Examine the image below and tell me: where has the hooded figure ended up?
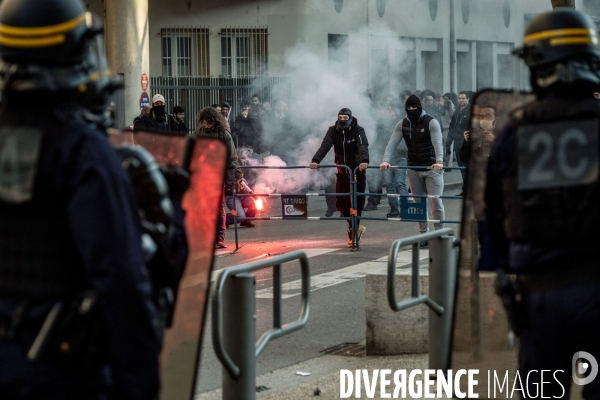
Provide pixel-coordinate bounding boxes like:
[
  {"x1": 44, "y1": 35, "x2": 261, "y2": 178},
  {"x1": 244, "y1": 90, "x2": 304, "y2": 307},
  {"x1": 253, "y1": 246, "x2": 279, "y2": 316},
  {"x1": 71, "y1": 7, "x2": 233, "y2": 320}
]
[
  {"x1": 310, "y1": 108, "x2": 370, "y2": 248},
  {"x1": 380, "y1": 94, "x2": 446, "y2": 246}
]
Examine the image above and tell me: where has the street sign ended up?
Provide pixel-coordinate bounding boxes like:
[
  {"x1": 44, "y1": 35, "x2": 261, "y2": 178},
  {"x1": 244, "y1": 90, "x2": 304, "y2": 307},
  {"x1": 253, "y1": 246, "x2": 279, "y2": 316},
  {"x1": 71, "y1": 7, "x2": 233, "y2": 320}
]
[
  {"x1": 281, "y1": 195, "x2": 307, "y2": 219},
  {"x1": 400, "y1": 196, "x2": 427, "y2": 221},
  {"x1": 140, "y1": 92, "x2": 150, "y2": 110},
  {"x1": 141, "y1": 72, "x2": 148, "y2": 91}
]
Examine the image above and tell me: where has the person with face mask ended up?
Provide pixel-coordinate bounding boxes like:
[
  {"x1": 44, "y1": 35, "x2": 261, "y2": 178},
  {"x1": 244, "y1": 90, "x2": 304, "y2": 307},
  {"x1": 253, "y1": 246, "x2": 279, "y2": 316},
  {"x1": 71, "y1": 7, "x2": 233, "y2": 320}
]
[
  {"x1": 135, "y1": 94, "x2": 179, "y2": 133},
  {"x1": 459, "y1": 105, "x2": 496, "y2": 166},
  {"x1": 380, "y1": 95, "x2": 446, "y2": 248},
  {"x1": 310, "y1": 108, "x2": 370, "y2": 248}
]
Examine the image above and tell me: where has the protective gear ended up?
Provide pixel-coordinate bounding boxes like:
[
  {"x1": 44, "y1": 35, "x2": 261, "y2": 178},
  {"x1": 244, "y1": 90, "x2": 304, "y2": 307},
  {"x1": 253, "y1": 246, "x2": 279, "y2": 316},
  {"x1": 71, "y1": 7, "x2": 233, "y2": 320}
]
[
  {"x1": 0, "y1": 126, "x2": 42, "y2": 204},
  {"x1": 0, "y1": 117, "x2": 90, "y2": 299},
  {"x1": 401, "y1": 114, "x2": 437, "y2": 166},
  {"x1": 451, "y1": 87, "x2": 600, "y2": 399},
  {"x1": 0, "y1": 0, "x2": 88, "y2": 65},
  {"x1": 515, "y1": 9, "x2": 600, "y2": 70},
  {"x1": 480, "y1": 119, "x2": 494, "y2": 131},
  {"x1": 160, "y1": 165, "x2": 190, "y2": 202},
  {"x1": 514, "y1": 9, "x2": 600, "y2": 96},
  {"x1": 117, "y1": 145, "x2": 174, "y2": 228},
  {"x1": 0, "y1": 1, "x2": 120, "y2": 114},
  {"x1": 160, "y1": 136, "x2": 229, "y2": 399},
  {"x1": 116, "y1": 144, "x2": 180, "y2": 330},
  {"x1": 0, "y1": 2, "x2": 160, "y2": 398},
  {"x1": 500, "y1": 97, "x2": 600, "y2": 247}
]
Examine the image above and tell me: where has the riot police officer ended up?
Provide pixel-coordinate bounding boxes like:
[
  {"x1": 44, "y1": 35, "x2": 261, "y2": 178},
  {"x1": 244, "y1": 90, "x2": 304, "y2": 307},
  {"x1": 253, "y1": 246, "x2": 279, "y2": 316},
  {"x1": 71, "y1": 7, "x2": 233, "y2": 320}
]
[
  {"x1": 0, "y1": 0, "x2": 160, "y2": 399},
  {"x1": 486, "y1": 9, "x2": 600, "y2": 398}
]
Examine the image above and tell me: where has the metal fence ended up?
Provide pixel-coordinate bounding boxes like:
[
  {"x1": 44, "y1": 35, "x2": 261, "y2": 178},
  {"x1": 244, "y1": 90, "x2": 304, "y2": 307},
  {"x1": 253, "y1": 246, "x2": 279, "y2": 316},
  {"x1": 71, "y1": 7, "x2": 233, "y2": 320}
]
[{"x1": 149, "y1": 76, "x2": 292, "y2": 132}]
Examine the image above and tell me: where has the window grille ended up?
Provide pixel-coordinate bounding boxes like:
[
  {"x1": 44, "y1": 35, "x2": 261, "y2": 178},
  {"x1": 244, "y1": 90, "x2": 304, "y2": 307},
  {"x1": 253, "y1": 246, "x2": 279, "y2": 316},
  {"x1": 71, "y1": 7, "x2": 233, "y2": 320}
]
[
  {"x1": 220, "y1": 27, "x2": 268, "y2": 77},
  {"x1": 161, "y1": 27, "x2": 210, "y2": 77}
]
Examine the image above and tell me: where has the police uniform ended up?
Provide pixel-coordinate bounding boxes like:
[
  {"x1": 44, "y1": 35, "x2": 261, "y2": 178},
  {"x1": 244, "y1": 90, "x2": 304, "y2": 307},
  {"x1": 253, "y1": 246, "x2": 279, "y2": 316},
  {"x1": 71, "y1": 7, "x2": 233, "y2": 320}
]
[
  {"x1": 485, "y1": 9, "x2": 600, "y2": 398},
  {"x1": 0, "y1": 0, "x2": 160, "y2": 399}
]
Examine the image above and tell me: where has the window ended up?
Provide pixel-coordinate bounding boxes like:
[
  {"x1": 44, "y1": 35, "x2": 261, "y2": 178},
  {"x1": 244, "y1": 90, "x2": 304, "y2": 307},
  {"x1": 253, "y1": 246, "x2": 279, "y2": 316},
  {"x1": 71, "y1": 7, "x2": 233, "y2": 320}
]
[
  {"x1": 161, "y1": 27, "x2": 210, "y2": 77},
  {"x1": 328, "y1": 34, "x2": 349, "y2": 77},
  {"x1": 220, "y1": 27, "x2": 268, "y2": 77}
]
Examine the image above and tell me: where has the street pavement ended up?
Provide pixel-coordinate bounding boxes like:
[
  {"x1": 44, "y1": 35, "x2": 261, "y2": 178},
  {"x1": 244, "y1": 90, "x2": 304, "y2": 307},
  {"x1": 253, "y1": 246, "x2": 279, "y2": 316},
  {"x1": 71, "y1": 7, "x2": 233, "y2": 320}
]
[{"x1": 193, "y1": 169, "x2": 464, "y2": 398}]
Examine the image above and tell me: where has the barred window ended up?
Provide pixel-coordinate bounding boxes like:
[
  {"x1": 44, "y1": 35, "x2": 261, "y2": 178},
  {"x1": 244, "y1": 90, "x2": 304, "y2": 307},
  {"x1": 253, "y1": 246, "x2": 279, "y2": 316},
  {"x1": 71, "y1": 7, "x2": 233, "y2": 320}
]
[
  {"x1": 220, "y1": 27, "x2": 268, "y2": 77},
  {"x1": 161, "y1": 27, "x2": 210, "y2": 77}
]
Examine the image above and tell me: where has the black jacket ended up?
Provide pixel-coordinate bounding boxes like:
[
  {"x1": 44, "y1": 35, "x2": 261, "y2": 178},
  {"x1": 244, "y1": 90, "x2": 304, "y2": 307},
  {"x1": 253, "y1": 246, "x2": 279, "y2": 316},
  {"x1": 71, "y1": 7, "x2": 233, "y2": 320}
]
[
  {"x1": 312, "y1": 117, "x2": 369, "y2": 173},
  {"x1": 233, "y1": 114, "x2": 265, "y2": 153},
  {"x1": 171, "y1": 117, "x2": 188, "y2": 134},
  {"x1": 135, "y1": 112, "x2": 179, "y2": 133},
  {"x1": 448, "y1": 104, "x2": 471, "y2": 142}
]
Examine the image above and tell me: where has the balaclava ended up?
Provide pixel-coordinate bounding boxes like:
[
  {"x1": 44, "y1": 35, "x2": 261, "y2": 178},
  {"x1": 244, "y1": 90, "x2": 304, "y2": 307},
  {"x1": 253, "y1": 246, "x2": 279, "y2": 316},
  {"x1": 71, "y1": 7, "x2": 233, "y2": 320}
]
[
  {"x1": 338, "y1": 108, "x2": 352, "y2": 130},
  {"x1": 405, "y1": 95, "x2": 423, "y2": 123}
]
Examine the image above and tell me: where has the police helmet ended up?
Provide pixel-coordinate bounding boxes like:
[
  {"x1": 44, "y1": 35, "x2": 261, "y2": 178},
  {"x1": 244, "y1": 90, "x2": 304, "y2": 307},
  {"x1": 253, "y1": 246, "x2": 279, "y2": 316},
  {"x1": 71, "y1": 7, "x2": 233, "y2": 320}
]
[
  {"x1": 0, "y1": 0, "x2": 118, "y2": 112},
  {"x1": 515, "y1": 9, "x2": 600, "y2": 69}
]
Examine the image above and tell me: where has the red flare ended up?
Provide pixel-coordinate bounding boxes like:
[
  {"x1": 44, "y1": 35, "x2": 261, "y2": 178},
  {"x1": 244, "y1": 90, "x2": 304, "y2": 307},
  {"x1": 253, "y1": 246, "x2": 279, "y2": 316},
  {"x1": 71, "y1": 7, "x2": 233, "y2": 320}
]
[{"x1": 255, "y1": 198, "x2": 264, "y2": 211}]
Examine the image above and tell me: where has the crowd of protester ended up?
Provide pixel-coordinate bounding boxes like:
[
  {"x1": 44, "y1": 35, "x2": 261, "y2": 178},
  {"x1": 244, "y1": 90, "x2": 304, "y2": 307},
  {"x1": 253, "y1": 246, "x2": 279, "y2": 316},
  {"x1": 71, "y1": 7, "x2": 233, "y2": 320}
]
[{"x1": 131, "y1": 88, "x2": 501, "y2": 248}]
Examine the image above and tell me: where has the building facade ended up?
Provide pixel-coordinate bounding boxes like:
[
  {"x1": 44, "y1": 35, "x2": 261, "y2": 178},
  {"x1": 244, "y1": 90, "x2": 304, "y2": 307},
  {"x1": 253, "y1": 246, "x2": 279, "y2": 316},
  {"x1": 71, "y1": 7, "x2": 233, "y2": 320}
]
[{"x1": 84, "y1": 0, "x2": 596, "y2": 125}]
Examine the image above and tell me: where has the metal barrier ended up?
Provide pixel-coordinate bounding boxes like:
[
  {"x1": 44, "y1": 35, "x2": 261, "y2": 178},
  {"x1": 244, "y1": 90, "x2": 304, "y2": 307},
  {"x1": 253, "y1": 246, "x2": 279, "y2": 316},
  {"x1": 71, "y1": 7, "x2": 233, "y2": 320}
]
[
  {"x1": 226, "y1": 164, "x2": 465, "y2": 252},
  {"x1": 149, "y1": 76, "x2": 292, "y2": 133},
  {"x1": 353, "y1": 165, "x2": 464, "y2": 225},
  {"x1": 387, "y1": 228, "x2": 458, "y2": 371},
  {"x1": 230, "y1": 165, "x2": 356, "y2": 251},
  {"x1": 211, "y1": 251, "x2": 310, "y2": 400}
]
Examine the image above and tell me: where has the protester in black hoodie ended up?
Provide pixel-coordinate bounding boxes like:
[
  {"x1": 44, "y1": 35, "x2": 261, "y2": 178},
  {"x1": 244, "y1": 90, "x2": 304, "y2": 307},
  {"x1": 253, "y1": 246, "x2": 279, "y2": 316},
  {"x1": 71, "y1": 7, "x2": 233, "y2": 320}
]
[
  {"x1": 135, "y1": 94, "x2": 179, "y2": 133},
  {"x1": 310, "y1": 108, "x2": 369, "y2": 248}
]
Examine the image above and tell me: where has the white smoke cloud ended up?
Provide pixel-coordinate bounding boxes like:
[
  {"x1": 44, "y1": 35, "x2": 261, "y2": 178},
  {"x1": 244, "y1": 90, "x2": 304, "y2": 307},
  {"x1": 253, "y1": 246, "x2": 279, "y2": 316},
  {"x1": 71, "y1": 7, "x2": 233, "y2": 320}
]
[{"x1": 247, "y1": 22, "x2": 417, "y2": 195}]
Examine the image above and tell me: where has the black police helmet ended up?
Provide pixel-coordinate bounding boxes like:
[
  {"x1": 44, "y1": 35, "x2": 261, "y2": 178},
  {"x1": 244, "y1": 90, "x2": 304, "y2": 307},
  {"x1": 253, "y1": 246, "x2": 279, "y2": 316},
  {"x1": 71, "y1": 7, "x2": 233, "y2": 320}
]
[
  {"x1": 0, "y1": 0, "x2": 120, "y2": 116},
  {"x1": 515, "y1": 9, "x2": 600, "y2": 69},
  {"x1": 0, "y1": 0, "x2": 88, "y2": 66}
]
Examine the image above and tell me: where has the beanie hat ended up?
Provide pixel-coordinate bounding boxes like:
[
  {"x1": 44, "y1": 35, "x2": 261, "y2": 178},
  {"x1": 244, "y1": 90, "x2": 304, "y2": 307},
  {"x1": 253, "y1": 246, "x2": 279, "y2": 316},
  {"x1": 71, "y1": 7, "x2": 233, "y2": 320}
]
[
  {"x1": 405, "y1": 95, "x2": 422, "y2": 111},
  {"x1": 338, "y1": 108, "x2": 352, "y2": 118}
]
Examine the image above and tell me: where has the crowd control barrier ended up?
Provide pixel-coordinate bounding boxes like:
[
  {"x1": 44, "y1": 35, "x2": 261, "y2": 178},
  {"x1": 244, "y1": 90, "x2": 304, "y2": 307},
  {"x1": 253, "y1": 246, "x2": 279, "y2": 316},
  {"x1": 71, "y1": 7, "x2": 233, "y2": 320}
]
[
  {"x1": 387, "y1": 228, "x2": 458, "y2": 371},
  {"x1": 227, "y1": 164, "x2": 465, "y2": 251},
  {"x1": 230, "y1": 165, "x2": 356, "y2": 251},
  {"x1": 353, "y1": 165, "x2": 464, "y2": 226},
  {"x1": 212, "y1": 251, "x2": 310, "y2": 400}
]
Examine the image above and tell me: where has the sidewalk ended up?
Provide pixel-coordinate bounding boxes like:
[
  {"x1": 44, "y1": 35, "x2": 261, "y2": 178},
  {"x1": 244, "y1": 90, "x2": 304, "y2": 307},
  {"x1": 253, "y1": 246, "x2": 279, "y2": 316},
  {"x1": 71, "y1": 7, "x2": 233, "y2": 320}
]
[{"x1": 197, "y1": 351, "x2": 431, "y2": 400}]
